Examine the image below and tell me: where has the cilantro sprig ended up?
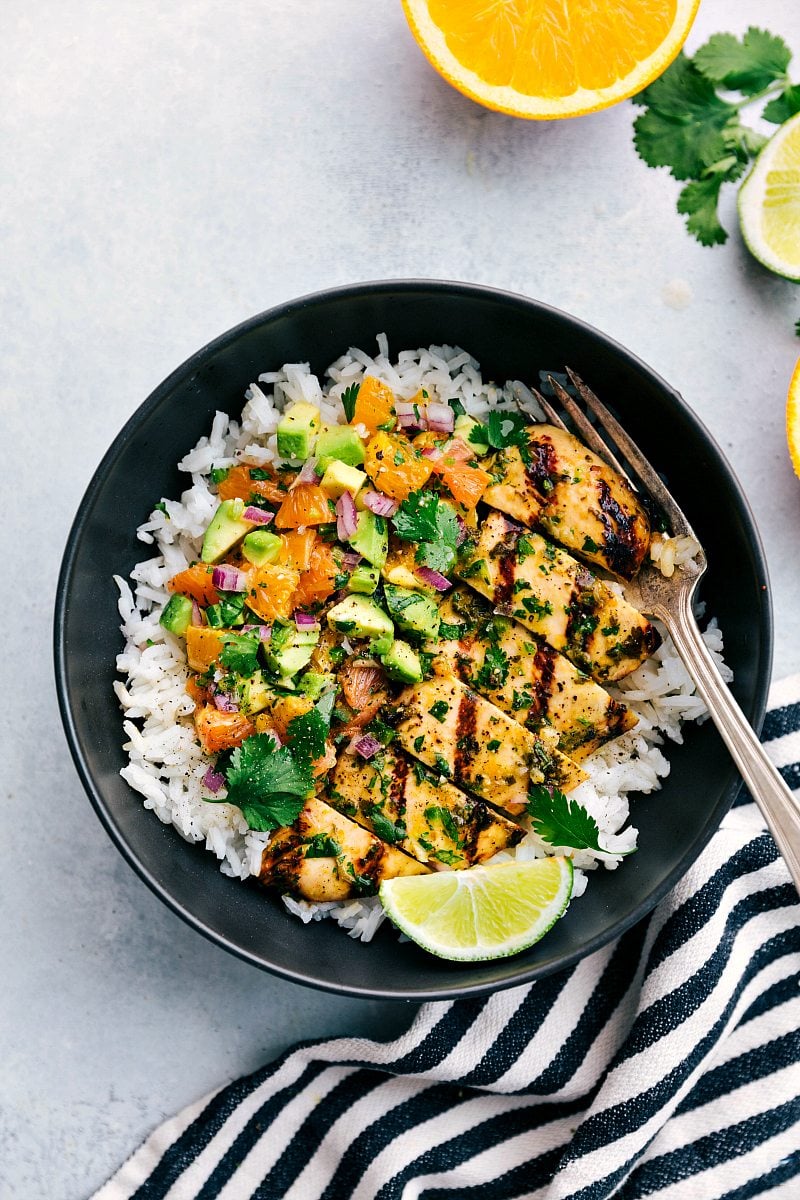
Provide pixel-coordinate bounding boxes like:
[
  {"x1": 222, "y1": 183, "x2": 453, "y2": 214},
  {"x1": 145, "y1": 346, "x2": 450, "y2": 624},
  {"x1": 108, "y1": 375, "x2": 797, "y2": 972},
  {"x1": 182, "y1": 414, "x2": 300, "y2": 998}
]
[
  {"x1": 392, "y1": 490, "x2": 460, "y2": 575},
  {"x1": 469, "y1": 410, "x2": 530, "y2": 452},
  {"x1": 207, "y1": 694, "x2": 334, "y2": 831},
  {"x1": 632, "y1": 27, "x2": 799, "y2": 249},
  {"x1": 527, "y1": 785, "x2": 634, "y2": 857}
]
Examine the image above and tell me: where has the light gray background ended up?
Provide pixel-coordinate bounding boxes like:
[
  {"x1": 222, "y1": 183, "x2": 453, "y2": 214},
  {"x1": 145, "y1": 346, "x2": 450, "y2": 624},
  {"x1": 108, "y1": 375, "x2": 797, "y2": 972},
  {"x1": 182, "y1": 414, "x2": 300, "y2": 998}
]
[{"x1": 3, "y1": 0, "x2": 800, "y2": 1195}]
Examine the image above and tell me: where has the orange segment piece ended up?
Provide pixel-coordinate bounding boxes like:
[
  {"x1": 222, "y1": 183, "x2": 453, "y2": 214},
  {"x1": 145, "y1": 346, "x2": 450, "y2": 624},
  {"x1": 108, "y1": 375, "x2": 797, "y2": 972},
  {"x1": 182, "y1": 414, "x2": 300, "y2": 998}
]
[
  {"x1": 403, "y1": 0, "x2": 699, "y2": 120},
  {"x1": 292, "y1": 542, "x2": 341, "y2": 609},
  {"x1": 279, "y1": 528, "x2": 318, "y2": 571},
  {"x1": 247, "y1": 564, "x2": 300, "y2": 621},
  {"x1": 167, "y1": 563, "x2": 220, "y2": 607},
  {"x1": 217, "y1": 463, "x2": 286, "y2": 506},
  {"x1": 364, "y1": 431, "x2": 434, "y2": 502},
  {"x1": 437, "y1": 459, "x2": 492, "y2": 510},
  {"x1": 352, "y1": 376, "x2": 396, "y2": 435},
  {"x1": 194, "y1": 705, "x2": 255, "y2": 755},
  {"x1": 274, "y1": 484, "x2": 333, "y2": 530}
]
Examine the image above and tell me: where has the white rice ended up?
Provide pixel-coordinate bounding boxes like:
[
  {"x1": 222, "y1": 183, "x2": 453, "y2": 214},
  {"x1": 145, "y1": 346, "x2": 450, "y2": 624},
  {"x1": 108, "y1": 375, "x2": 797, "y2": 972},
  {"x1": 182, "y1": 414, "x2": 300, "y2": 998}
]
[{"x1": 115, "y1": 335, "x2": 728, "y2": 943}]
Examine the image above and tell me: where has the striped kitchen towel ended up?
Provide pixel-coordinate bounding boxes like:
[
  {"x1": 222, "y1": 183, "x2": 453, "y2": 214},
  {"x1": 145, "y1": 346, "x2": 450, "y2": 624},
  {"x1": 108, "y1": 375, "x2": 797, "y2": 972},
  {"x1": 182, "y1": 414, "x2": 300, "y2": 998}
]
[{"x1": 95, "y1": 676, "x2": 800, "y2": 1200}]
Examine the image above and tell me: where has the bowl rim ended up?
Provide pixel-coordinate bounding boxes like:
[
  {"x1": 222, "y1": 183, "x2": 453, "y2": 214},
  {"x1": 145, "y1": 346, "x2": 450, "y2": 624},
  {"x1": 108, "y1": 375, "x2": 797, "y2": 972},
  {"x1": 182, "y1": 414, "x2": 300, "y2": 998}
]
[{"x1": 53, "y1": 278, "x2": 773, "y2": 999}]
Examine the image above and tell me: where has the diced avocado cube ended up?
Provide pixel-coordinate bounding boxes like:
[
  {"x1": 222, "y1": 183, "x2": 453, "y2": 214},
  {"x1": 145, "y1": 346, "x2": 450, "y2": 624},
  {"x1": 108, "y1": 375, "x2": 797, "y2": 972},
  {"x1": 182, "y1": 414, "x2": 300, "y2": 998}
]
[
  {"x1": 319, "y1": 460, "x2": 367, "y2": 500},
  {"x1": 381, "y1": 639, "x2": 423, "y2": 684},
  {"x1": 237, "y1": 669, "x2": 272, "y2": 715},
  {"x1": 242, "y1": 529, "x2": 282, "y2": 566},
  {"x1": 297, "y1": 671, "x2": 337, "y2": 700},
  {"x1": 369, "y1": 631, "x2": 394, "y2": 658},
  {"x1": 347, "y1": 564, "x2": 380, "y2": 595},
  {"x1": 201, "y1": 498, "x2": 254, "y2": 564},
  {"x1": 316, "y1": 425, "x2": 366, "y2": 470},
  {"x1": 276, "y1": 401, "x2": 321, "y2": 461},
  {"x1": 265, "y1": 622, "x2": 320, "y2": 678},
  {"x1": 348, "y1": 511, "x2": 388, "y2": 569},
  {"x1": 454, "y1": 413, "x2": 490, "y2": 454},
  {"x1": 327, "y1": 595, "x2": 394, "y2": 641},
  {"x1": 159, "y1": 594, "x2": 193, "y2": 637},
  {"x1": 384, "y1": 584, "x2": 441, "y2": 640}
]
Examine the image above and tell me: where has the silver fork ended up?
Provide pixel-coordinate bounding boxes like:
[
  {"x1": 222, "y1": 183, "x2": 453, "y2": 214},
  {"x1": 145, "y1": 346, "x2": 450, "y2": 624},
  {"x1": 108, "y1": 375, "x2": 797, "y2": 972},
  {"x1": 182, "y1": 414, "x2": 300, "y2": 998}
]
[{"x1": 510, "y1": 371, "x2": 800, "y2": 892}]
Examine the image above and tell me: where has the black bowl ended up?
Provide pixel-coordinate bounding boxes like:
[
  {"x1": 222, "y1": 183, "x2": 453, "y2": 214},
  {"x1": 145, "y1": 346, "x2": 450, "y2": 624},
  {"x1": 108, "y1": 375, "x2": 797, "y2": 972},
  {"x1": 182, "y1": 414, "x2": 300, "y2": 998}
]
[{"x1": 54, "y1": 280, "x2": 772, "y2": 1000}]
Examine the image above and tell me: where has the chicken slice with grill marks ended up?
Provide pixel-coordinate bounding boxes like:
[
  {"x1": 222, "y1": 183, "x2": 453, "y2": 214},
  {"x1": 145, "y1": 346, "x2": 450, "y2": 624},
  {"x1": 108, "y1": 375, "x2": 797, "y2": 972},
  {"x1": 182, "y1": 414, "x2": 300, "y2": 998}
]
[
  {"x1": 258, "y1": 795, "x2": 428, "y2": 902},
  {"x1": 483, "y1": 423, "x2": 651, "y2": 580},
  {"x1": 329, "y1": 744, "x2": 523, "y2": 868},
  {"x1": 457, "y1": 511, "x2": 658, "y2": 683},
  {"x1": 430, "y1": 587, "x2": 637, "y2": 760},
  {"x1": 393, "y1": 676, "x2": 587, "y2": 815}
]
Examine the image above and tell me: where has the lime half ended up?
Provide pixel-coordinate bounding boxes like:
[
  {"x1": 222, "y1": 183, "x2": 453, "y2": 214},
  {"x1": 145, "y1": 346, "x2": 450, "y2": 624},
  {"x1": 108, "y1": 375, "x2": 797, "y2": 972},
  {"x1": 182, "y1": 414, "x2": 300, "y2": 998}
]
[
  {"x1": 739, "y1": 111, "x2": 800, "y2": 282},
  {"x1": 379, "y1": 856, "x2": 574, "y2": 962}
]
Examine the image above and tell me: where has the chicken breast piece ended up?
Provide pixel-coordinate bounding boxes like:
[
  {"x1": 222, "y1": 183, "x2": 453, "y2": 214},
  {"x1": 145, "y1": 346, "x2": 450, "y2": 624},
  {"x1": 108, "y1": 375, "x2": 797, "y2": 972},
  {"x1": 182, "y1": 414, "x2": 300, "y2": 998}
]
[
  {"x1": 483, "y1": 423, "x2": 651, "y2": 579},
  {"x1": 431, "y1": 587, "x2": 637, "y2": 760},
  {"x1": 393, "y1": 676, "x2": 587, "y2": 815},
  {"x1": 330, "y1": 744, "x2": 523, "y2": 868},
  {"x1": 457, "y1": 511, "x2": 658, "y2": 683},
  {"x1": 258, "y1": 795, "x2": 428, "y2": 902}
]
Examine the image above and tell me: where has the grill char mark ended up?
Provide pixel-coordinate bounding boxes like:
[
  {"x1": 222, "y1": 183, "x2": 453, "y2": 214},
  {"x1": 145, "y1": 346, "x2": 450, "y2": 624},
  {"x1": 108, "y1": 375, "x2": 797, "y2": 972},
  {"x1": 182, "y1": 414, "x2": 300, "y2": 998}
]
[
  {"x1": 492, "y1": 520, "x2": 520, "y2": 612},
  {"x1": 529, "y1": 641, "x2": 557, "y2": 721},
  {"x1": 593, "y1": 476, "x2": 642, "y2": 578},
  {"x1": 524, "y1": 434, "x2": 559, "y2": 498},
  {"x1": 453, "y1": 688, "x2": 479, "y2": 786}
]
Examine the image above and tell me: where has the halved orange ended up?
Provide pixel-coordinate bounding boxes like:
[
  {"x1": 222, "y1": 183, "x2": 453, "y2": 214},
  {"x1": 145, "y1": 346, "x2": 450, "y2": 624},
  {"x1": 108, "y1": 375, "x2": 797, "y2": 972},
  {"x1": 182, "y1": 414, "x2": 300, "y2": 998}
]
[
  {"x1": 401, "y1": 0, "x2": 700, "y2": 120},
  {"x1": 788, "y1": 357, "x2": 800, "y2": 480}
]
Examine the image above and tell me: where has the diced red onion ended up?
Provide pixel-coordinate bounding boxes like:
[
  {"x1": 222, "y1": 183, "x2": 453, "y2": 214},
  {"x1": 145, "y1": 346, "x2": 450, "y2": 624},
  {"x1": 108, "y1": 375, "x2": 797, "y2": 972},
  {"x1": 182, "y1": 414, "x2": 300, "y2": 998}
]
[
  {"x1": 211, "y1": 565, "x2": 247, "y2": 592},
  {"x1": 294, "y1": 610, "x2": 320, "y2": 631},
  {"x1": 353, "y1": 733, "x2": 382, "y2": 760},
  {"x1": 191, "y1": 599, "x2": 204, "y2": 626},
  {"x1": 336, "y1": 491, "x2": 358, "y2": 540},
  {"x1": 203, "y1": 765, "x2": 226, "y2": 794},
  {"x1": 425, "y1": 402, "x2": 454, "y2": 434},
  {"x1": 242, "y1": 624, "x2": 272, "y2": 641},
  {"x1": 212, "y1": 689, "x2": 239, "y2": 713},
  {"x1": 363, "y1": 490, "x2": 398, "y2": 518},
  {"x1": 342, "y1": 550, "x2": 362, "y2": 570},
  {"x1": 455, "y1": 516, "x2": 467, "y2": 547},
  {"x1": 415, "y1": 566, "x2": 452, "y2": 592},
  {"x1": 289, "y1": 457, "x2": 318, "y2": 488},
  {"x1": 243, "y1": 506, "x2": 274, "y2": 525},
  {"x1": 421, "y1": 445, "x2": 443, "y2": 463},
  {"x1": 395, "y1": 401, "x2": 427, "y2": 432}
]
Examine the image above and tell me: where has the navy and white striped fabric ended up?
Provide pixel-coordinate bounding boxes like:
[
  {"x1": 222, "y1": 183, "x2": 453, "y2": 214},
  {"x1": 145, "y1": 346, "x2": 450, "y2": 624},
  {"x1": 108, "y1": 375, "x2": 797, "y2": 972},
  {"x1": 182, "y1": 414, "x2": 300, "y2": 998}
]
[{"x1": 95, "y1": 676, "x2": 800, "y2": 1200}]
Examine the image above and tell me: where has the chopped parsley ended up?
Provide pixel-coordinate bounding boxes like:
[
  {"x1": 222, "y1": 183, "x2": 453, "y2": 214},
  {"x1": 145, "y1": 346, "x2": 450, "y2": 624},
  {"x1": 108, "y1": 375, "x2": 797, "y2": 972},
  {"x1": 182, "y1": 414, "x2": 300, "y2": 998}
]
[
  {"x1": 428, "y1": 700, "x2": 450, "y2": 722},
  {"x1": 475, "y1": 644, "x2": 509, "y2": 690}
]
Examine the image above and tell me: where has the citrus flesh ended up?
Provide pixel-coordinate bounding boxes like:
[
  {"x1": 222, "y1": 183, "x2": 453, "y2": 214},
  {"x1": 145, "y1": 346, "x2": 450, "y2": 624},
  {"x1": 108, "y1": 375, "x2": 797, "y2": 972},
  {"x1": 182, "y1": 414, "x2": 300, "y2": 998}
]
[
  {"x1": 379, "y1": 856, "x2": 574, "y2": 961},
  {"x1": 788, "y1": 358, "x2": 800, "y2": 480},
  {"x1": 739, "y1": 112, "x2": 800, "y2": 283},
  {"x1": 401, "y1": 0, "x2": 700, "y2": 120}
]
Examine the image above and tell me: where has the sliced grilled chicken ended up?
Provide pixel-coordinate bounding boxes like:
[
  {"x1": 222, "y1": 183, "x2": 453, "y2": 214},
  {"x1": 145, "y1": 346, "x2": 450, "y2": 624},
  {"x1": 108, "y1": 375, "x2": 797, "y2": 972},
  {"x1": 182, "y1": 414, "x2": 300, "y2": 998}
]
[
  {"x1": 457, "y1": 511, "x2": 658, "y2": 683},
  {"x1": 330, "y1": 744, "x2": 523, "y2": 867},
  {"x1": 483, "y1": 423, "x2": 651, "y2": 579},
  {"x1": 431, "y1": 587, "x2": 637, "y2": 760},
  {"x1": 393, "y1": 676, "x2": 587, "y2": 815},
  {"x1": 258, "y1": 795, "x2": 428, "y2": 902}
]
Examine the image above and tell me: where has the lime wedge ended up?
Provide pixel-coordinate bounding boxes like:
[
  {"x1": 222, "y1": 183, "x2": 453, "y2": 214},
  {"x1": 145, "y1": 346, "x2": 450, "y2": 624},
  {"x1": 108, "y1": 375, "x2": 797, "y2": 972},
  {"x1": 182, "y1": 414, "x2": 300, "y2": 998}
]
[
  {"x1": 738, "y1": 111, "x2": 800, "y2": 282},
  {"x1": 379, "y1": 856, "x2": 574, "y2": 962}
]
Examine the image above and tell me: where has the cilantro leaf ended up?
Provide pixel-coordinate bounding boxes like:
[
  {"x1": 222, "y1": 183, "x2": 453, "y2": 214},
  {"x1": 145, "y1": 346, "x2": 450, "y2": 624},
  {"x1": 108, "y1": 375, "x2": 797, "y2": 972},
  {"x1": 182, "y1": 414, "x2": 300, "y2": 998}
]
[
  {"x1": 368, "y1": 807, "x2": 406, "y2": 844},
  {"x1": 676, "y1": 175, "x2": 729, "y2": 246},
  {"x1": 470, "y1": 410, "x2": 530, "y2": 451},
  {"x1": 224, "y1": 734, "x2": 312, "y2": 828},
  {"x1": 763, "y1": 84, "x2": 800, "y2": 124},
  {"x1": 342, "y1": 383, "x2": 360, "y2": 423},
  {"x1": 285, "y1": 706, "x2": 330, "y2": 764},
  {"x1": 303, "y1": 833, "x2": 341, "y2": 858},
  {"x1": 475, "y1": 643, "x2": 509, "y2": 690},
  {"x1": 527, "y1": 785, "x2": 633, "y2": 855},
  {"x1": 393, "y1": 491, "x2": 459, "y2": 549},
  {"x1": 694, "y1": 28, "x2": 791, "y2": 95},
  {"x1": 633, "y1": 54, "x2": 739, "y2": 180},
  {"x1": 218, "y1": 632, "x2": 261, "y2": 677},
  {"x1": 424, "y1": 804, "x2": 461, "y2": 844},
  {"x1": 415, "y1": 540, "x2": 457, "y2": 574}
]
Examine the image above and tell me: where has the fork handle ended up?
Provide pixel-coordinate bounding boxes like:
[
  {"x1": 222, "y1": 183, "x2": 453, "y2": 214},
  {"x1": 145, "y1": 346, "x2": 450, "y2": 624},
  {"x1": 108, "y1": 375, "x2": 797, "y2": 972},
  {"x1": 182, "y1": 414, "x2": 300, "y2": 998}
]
[{"x1": 660, "y1": 594, "x2": 800, "y2": 893}]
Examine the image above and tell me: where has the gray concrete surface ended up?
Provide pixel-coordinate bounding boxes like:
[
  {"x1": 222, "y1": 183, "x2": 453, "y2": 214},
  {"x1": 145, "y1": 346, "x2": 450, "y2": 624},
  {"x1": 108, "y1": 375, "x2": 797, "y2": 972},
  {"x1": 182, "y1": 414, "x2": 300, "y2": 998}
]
[{"x1": 3, "y1": 0, "x2": 800, "y2": 1195}]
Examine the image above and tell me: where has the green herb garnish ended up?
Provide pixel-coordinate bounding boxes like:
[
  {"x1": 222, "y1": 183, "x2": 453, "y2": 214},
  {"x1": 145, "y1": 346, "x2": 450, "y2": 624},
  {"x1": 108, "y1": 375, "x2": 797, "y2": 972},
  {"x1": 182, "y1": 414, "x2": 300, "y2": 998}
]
[
  {"x1": 527, "y1": 785, "x2": 634, "y2": 856},
  {"x1": 342, "y1": 383, "x2": 360, "y2": 422}
]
